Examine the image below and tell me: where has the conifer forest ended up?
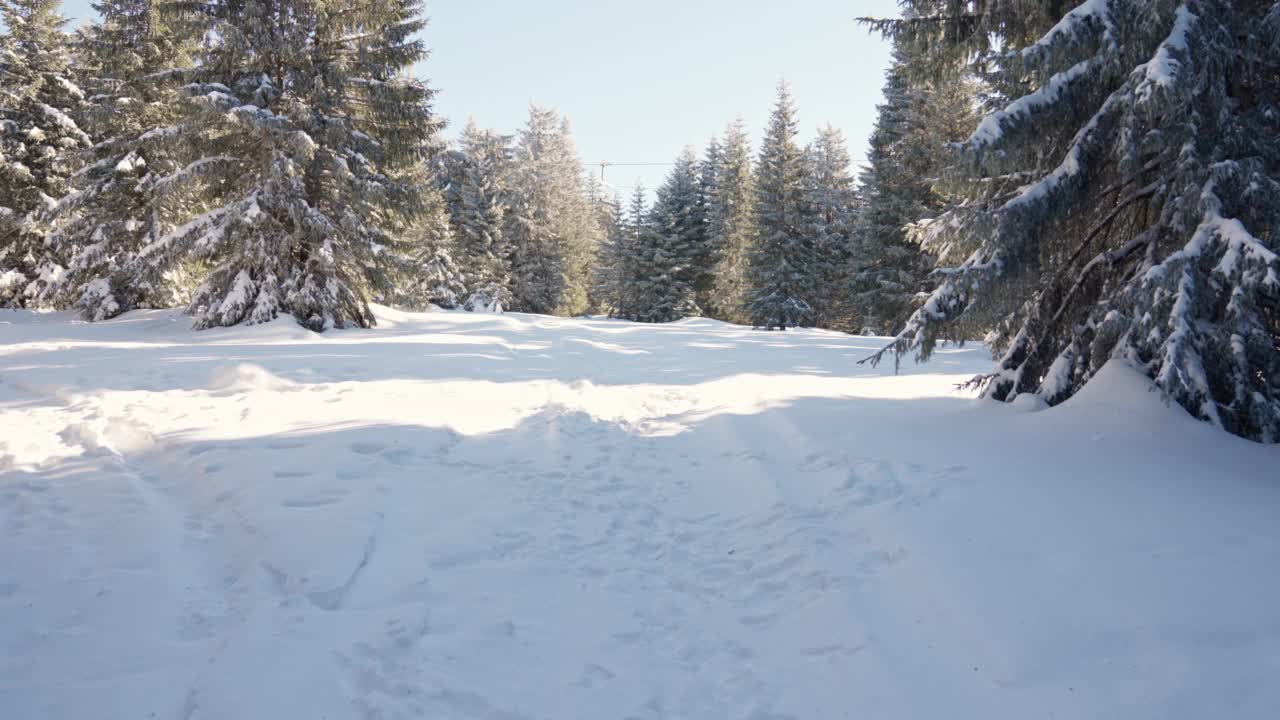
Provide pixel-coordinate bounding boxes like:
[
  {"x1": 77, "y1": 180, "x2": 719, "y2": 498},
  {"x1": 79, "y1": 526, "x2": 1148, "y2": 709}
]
[
  {"x1": 2, "y1": 0, "x2": 1277, "y2": 440},
  {"x1": 3, "y1": 3, "x2": 1280, "y2": 718}
]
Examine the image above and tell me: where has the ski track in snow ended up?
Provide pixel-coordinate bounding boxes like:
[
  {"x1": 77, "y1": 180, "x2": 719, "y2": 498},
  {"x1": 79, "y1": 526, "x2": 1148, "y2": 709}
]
[{"x1": 2, "y1": 306, "x2": 1279, "y2": 720}]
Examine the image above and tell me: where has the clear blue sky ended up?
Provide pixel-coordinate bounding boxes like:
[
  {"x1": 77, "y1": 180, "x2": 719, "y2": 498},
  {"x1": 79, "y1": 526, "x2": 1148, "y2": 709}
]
[{"x1": 59, "y1": 0, "x2": 902, "y2": 195}]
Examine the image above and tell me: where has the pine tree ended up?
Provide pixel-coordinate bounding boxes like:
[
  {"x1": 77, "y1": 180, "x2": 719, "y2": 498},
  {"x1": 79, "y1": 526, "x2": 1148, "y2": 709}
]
[
  {"x1": 0, "y1": 0, "x2": 91, "y2": 307},
  {"x1": 135, "y1": 0, "x2": 440, "y2": 331},
  {"x1": 436, "y1": 142, "x2": 467, "y2": 233},
  {"x1": 850, "y1": 50, "x2": 931, "y2": 335},
  {"x1": 659, "y1": 146, "x2": 703, "y2": 310},
  {"x1": 41, "y1": 0, "x2": 197, "y2": 319},
  {"x1": 690, "y1": 138, "x2": 719, "y2": 309},
  {"x1": 453, "y1": 120, "x2": 513, "y2": 312},
  {"x1": 748, "y1": 82, "x2": 814, "y2": 330},
  {"x1": 389, "y1": 168, "x2": 466, "y2": 310},
  {"x1": 706, "y1": 117, "x2": 756, "y2": 324},
  {"x1": 802, "y1": 125, "x2": 857, "y2": 330},
  {"x1": 590, "y1": 190, "x2": 626, "y2": 315},
  {"x1": 634, "y1": 152, "x2": 701, "y2": 322},
  {"x1": 849, "y1": 41, "x2": 978, "y2": 336},
  {"x1": 608, "y1": 184, "x2": 649, "y2": 320},
  {"x1": 583, "y1": 176, "x2": 618, "y2": 313},
  {"x1": 505, "y1": 106, "x2": 599, "y2": 316},
  {"x1": 865, "y1": 0, "x2": 1280, "y2": 442}
]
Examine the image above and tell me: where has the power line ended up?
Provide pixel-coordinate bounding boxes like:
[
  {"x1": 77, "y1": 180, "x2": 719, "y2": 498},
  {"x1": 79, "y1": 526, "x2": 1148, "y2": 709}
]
[{"x1": 584, "y1": 161, "x2": 676, "y2": 182}]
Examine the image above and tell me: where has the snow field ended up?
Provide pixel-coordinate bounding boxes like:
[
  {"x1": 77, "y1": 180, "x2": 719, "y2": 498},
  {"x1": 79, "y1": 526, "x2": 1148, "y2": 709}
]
[{"x1": 2, "y1": 306, "x2": 1278, "y2": 719}]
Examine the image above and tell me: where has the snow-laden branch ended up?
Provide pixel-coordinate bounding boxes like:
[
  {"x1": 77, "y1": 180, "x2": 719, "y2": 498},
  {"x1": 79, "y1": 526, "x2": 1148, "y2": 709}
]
[
  {"x1": 39, "y1": 103, "x2": 90, "y2": 145},
  {"x1": 967, "y1": 57, "x2": 1101, "y2": 149},
  {"x1": 137, "y1": 202, "x2": 235, "y2": 260},
  {"x1": 138, "y1": 125, "x2": 183, "y2": 142},
  {"x1": 1000, "y1": 77, "x2": 1132, "y2": 212},
  {"x1": 1019, "y1": 0, "x2": 1115, "y2": 60},
  {"x1": 859, "y1": 246, "x2": 1004, "y2": 369},
  {"x1": 152, "y1": 155, "x2": 240, "y2": 192},
  {"x1": 1134, "y1": 4, "x2": 1198, "y2": 103}
]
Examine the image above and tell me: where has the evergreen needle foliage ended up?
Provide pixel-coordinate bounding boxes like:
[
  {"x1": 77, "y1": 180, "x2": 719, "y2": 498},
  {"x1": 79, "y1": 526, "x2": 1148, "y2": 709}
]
[
  {"x1": 0, "y1": 0, "x2": 91, "y2": 306},
  {"x1": 863, "y1": 0, "x2": 1280, "y2": 442},
  {"x1": 5, "y1": 0, "x2": 1274, "y2": 443},
  {"x1": 139, "y1": 0, "x2": 442, "y2": 330}
]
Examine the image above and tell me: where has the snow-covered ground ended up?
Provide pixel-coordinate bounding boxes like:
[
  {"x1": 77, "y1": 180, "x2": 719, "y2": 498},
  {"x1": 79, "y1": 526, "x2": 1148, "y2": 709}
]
[{"x1": 2, "y1": 306, "x2": 1277, "y2": 720}]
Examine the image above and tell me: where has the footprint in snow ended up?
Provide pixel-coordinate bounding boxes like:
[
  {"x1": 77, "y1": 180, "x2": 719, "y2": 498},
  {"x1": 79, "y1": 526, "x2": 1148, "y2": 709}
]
[
  {"x1": 739, "y1": 612, "x2": 779, "y2": 628},
  {"x1": 576, "y1": 663, "x2": 616, "y2": 688},
  {"x1": 802, "y1": 643, "x2": 868, "y2": 660},
  {"x1": 844, "y1": 461, "x2": 906, "y2": 507},
  {"x1": 380, "y1": 448, "x2": 416, "y2": 466},
  {"x1": 350, "y1": 441, "x2": 385, "y2": 456},
  {"x1": 306, "y1": 537, "x2": 375, "y2": 611},
  {"x1": 281, "y1": 495, "x2": 341, "y2": 509}
]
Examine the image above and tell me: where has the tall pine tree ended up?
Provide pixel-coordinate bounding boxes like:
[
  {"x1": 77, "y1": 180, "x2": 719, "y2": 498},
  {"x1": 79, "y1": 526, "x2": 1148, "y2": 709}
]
[
  {"x1": 850, "y1": 40, "x2": 977, "y2": 335},
  {"x1": 865, "y1": 0, "x2": 1280, "y2": 442},
  {"x1": 134, "y1": 0, "x2": 440, "y2": 330},
  {"x1": 706, "y1": 117, "x2": 756, "y2": 324},
  {"x1": 748, "y1": 82, "x2": 814, "y2": 330},
  {"x1": 505, "y1": 106, "x2": 599, "y2": 316},
  {"x1": 0, "y1": 0, "x2": 90, "y2": 307},
  {"x1": 635, "y1": 150, "x2": 702, "y2": 322},
  {"x1": 453, "y1": 120, "x2": 513, "y2": 311},
  {"x1": 590, "y1": 189, "x2": 627, "y2": 316},
  {"x1": 802, "y1": 124, "x2": 857, "y2": 330},
  {"x1": 583, "y1": 176, "x2": 619, "y2": 313},
  {"x1": 608, "y1": 185, "x2": 649, "y2": 321},
  {"x1": 389, "y1": 162, "x2": 466, "y2": 310},
  {"x1": 42, "y1": 0, "x2": 198, "y2": 319},
  {"x1": 689, "y1": 138, "x2": 719, "y2": 310}
]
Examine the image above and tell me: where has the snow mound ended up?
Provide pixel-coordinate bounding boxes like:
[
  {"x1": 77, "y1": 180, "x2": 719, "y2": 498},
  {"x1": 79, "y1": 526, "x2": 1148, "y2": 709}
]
[
  {"x1": 58, "y1": 418, "x2": 156, "y2": 455},
  {"x1": 1053, "y1": 359, "x2": 1211, "y2": 435},
  {"x1": 207, "y1": 363, "x2": 299, "y2": 394},
  {"x1": 1064, "y1": 360, "x2": 1164, "y2": 410},
  {"x1": 1011, "y1": 391, "x2": 1050, "y2": 412}
]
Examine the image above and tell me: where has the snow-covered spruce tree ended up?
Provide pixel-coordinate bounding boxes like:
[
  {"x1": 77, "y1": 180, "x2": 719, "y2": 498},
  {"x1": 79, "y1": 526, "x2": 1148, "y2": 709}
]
[
  {"x1": 689, "y1": 138, "x2": 719, "y2": 310},
  {"x1": 849, "y1": 41, "x2": 978, "y2": 335},
  {"x1": 0, "y1": 27, "x2": 18, "y2": 280},
  {"x1": 0, "y1": 0, "x2": 91, "y2": 307},
  {"x1": 453, "y1": 120, "x2": 513, "y2": 312},
  {"x1": 705, "y1": 117, "x2": 756, "y2": 324},
  {"x1": 864, "y1": 0, "x2": 1280, "y2": 442},
  {"x1": 583, "y1": 174, "x2": 618, "y2": 313},
  {"x1": 658, "y1": 146, "x2": 704, "y2": 311},
  {"x1": 748, "y1": 82, "x2": 815, "y2": 330},
  {"x1": 436, "y1": 141, "x2": 467, "y2": 230},
  {"x1": 388, "y1": 165, "x2": 466, "y2": 310},
  {"x1": 802, "y1": 125, "x2": 857, "y2": 331},
  {"x1": 607, "y1": 184, "x2": 649, "y2": 320},
  {"x1": 41, "y1": 0, "x2": 198, "y2": 319},
  {"x1": 589, "y1": 189, "x2": 626, "y2": 314},
  {"x1": 851, "y1": 44, "x2": 937, "y2": 337},
  {"x1": 135, "y1": 0, "x2": 440, "y2": 330},
  {"x1": 504, "y1": 106, "x2": 600, "y2": 316},
  {"x1": 629, "y1": 151, "x2": 702, "y2": 322}
]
